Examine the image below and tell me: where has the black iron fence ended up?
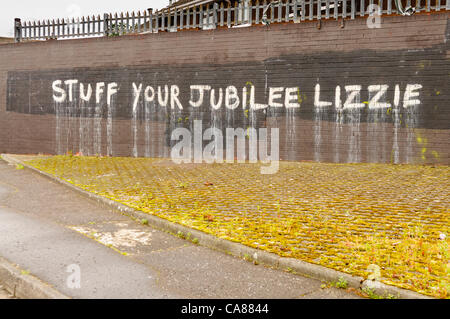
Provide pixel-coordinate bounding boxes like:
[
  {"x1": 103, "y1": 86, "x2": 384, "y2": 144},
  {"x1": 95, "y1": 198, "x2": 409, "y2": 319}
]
[{"x1": 14, "y1": 0, "x2": 450, "y2": 42}]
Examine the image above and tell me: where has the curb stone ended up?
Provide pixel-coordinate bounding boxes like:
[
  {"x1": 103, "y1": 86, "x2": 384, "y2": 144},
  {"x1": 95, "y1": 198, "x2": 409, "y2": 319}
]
[
  {"x1": 1, "y1": 154, "x2": 434, "y2": 299},
  {"x1": 0, "y1": 256, "x2": 69, "y2": 299}
]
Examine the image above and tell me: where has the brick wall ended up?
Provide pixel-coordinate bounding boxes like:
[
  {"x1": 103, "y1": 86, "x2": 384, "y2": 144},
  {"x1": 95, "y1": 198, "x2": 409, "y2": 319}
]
[
  {"x1": 0, "y1": 37, "x2": 13, "y2": 45},
  {"x1": 0, "y1": 13, "x2": 448, "y2": 164}
]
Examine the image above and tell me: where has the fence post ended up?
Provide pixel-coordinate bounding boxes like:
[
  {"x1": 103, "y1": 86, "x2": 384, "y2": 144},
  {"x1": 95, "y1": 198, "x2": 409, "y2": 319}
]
[
  {"x1": 293, "y1": 0, "x2": 299, "y2": 22},
  {"x1": 149, "y1": 9, "x2": 154, "y2": 33},
  {"x1": 213, "y1": 3, "x2": 219, "y2": 29},
  {"x1": 103, "y1": 13, "x2": 110, "y2": 36},
  {"x1": 248, "y1": 0, "x2": 253, "y2": 24},
  {"x1": 173, "y1": 7, "x2": 178, "y2": 31},
  {"x1": 284, "y1": 0, "x2": 289, "y2": 22},
  {"x1": 14, "y1": 18, "x2": 22, "y2": 42}
]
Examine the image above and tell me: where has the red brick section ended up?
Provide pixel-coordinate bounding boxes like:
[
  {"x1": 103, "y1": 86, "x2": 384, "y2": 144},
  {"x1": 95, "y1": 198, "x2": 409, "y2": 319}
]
[
  {"x1": 0, "y1": 38, "x2": 13, "y2": 45},
  {"x1": 0, "y1": 14, "x2": 447, "y2": 70},
  {"x1": 0, "y1": 13, "x2": 448, "y2": 163}
]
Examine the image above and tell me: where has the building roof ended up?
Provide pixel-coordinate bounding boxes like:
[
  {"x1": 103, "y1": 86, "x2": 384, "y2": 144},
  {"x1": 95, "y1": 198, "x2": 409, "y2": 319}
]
[
  {"x1": 166, "y1": 0, "x2": 217, "y2": 10},
  {"x1": 164, "y1": 0, "x2": 277, "y2": 10},
  {"x1": 160, "y1": 0, "x2": 277, "y2": 13},
  {"x1": 168, "y1": 0, "x2": 196, "y2": 8}
]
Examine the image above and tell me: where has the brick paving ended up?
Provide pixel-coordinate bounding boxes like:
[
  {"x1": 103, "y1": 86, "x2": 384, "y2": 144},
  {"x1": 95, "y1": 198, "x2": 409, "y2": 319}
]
[{"x1": 24, "y1": 155, "x2": 450, "y2": 298}]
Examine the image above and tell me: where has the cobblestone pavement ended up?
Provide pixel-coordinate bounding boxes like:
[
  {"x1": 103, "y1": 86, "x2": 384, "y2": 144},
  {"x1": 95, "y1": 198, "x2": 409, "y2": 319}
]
[
  {"x1": 0, "y1": 157, "x2": 360, "y2": 299},
  {"x1": 22, "y1": 155, "x2": 450, "y2": 298}
]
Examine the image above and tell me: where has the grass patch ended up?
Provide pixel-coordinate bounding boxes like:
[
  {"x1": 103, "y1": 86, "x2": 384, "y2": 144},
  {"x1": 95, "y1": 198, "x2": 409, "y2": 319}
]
[
  {"x1": 335, "y1": 277, "x2": 348, "y2": 289},
  {"x1": 362, "y1": 287, "x2": 398, "y2": 299}
]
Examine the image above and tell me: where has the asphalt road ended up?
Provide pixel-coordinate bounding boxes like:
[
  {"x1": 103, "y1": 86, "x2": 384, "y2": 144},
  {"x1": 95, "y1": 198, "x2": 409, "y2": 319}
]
[
  {"x1": 0, "y1": 286, "x2": 13, "y2": 299},
  {"x1": 0, "y1": 159, "x2": 360, "y2": 299}
]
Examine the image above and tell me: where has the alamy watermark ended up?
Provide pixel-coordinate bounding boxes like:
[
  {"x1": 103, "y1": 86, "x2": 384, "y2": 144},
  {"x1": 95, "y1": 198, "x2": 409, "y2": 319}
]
[
  {"x1": 170, "y1": 120, "x2": 280, "y2": 174},
  {"x1": 367, "y1": 4, "x2": 382, "y2": 29},
  {"x1": 66, "y1": 264, "x2": 81, "y2": 289},
  {"x1": 66, "y1": 3, "x2": 82, "y2": 33}
]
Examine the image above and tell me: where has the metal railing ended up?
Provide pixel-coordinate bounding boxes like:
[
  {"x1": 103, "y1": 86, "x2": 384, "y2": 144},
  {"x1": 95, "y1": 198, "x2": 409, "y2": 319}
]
[{"x1": 14, "y1": 0, "x2": 450, "y2": 42}]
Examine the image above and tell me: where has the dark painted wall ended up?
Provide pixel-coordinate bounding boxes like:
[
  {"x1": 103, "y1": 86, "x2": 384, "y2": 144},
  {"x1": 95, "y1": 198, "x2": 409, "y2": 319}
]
[{"x1": 1, "y1": 13, "x2": 449, "y2": 164}]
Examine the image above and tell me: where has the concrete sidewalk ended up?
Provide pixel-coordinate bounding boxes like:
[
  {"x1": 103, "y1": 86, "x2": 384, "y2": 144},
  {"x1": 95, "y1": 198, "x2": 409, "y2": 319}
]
[
  {"x1": 0, "y1": 285, "x2": 13, "y2": 299},
  {"x1": 0, "y1": 159, "x2": 360, "y2": 299}
]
